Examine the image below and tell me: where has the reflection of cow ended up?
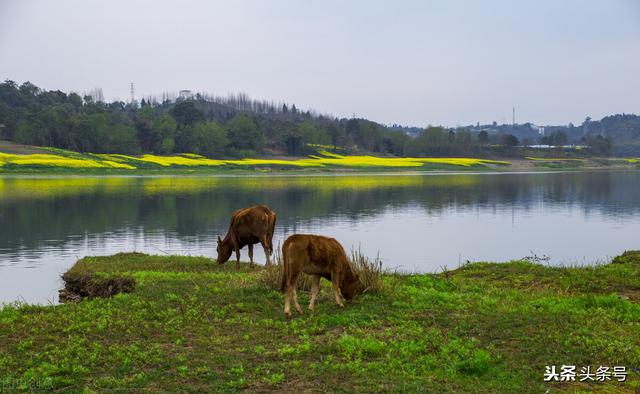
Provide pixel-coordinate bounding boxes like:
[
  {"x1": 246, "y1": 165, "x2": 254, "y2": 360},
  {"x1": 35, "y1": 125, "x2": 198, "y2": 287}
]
[
  {"x1": 216, "y1": 205, "x2": 276, "y2": 269},
  {"x1": 280, "y1": 234, "x2": 365, "y2": 317}
]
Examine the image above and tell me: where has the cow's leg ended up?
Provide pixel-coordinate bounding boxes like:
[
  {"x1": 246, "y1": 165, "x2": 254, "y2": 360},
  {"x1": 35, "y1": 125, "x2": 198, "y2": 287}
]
[
  {"x1": 284, "y1": 285, "x2": 292, "y2": 317},
  {"x1": 260, "y1": 235, "x2": 272, "y2": 267},
  {"x1": 309, "y1": 275, "x2": 321, "y2": 311},
  {"x1": 331, "y1": 270, "x2": 345, "y2": 307},
  {"x1": 248, "y1": 243, "x2": 254, "y2": 268},
  {"x1": 293, "y1": 286, "x2": 302, "y2": 314},
  {"x1": 234, "y1": 247, "x2": 241, "y2": 270},
  {"x1": 284, "y1": 273, "x2": 299, "y2": 318}
]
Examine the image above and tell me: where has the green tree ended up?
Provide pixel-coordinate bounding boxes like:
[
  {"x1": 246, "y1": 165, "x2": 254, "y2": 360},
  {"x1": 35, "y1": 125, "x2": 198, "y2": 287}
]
[
  {"x1": 478, "y1": 130, "x2": 489, "y2": 145},
  {"x1": 226, "y1": 114, "x2": 263, "y2": 151},
  {"x1": 380, "y1": 130, "x2": 409, "y2": 155},
  {"x1": 583, "y1": 135, "x2": 612, "y2": 155},
  {"x1": 108, "y1": 124, "x2": 140, "y2": 154},
  {"x1": 298, "y1": 121, "x2": 330, "y2": 146},
  {"x1": 326, "y1": 123, "x2": 346, "y2": 148},
  {"x1": 190, "y1": 121, "x2": 228, "y2": 157},
  {"x1": 541, "y1": 130, "x2": 568, "y2": 146},
  {"x1": 500, "y1": 134, "x2": 519, "y2": 147},
  {"x1": 170, "y1": 101, "x2": 205, "y2": 128},
  {"x1": 69, "y1": 113, "x2": 110, "y2": 152},
  {"x1": 135, "y1": 106, "x2": 162, "y2": 152},
  {"x1": 406, "y1": 126, "x2": 452, "y2": 156},
  {"x1": 155, "y1": 114, "x2": 177, "y2": 154}
]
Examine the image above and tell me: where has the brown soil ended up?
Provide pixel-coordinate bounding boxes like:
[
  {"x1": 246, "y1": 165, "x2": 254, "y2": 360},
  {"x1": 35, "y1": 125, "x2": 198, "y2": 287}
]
[
  {"x1": 0, "y1": 140, "x2": 50, "y2": 154},
  {"x1": 59, "y1": 272, "x2": 136, "y2": 302}
]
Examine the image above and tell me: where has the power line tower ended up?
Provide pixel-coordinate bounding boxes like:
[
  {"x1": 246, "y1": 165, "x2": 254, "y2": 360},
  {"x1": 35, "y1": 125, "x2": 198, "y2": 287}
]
[
  {"x1": 512, "y1": 106, "x2": 515, "y2": 125},
  {"x1": 130, "y1": 82, "x2": 135, "y2": 103}
]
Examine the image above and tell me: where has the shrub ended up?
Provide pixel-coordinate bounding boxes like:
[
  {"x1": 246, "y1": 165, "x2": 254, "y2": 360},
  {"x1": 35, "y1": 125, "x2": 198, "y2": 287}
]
[{"x1": 611, "y1": 250, "x2": 640, "y2": 265}]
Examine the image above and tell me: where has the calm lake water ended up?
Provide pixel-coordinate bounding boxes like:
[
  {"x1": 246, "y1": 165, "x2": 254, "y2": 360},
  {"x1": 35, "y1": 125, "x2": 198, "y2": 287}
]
[{"x1": 1, "y1": 171, "x2": 640, "y2": 304}]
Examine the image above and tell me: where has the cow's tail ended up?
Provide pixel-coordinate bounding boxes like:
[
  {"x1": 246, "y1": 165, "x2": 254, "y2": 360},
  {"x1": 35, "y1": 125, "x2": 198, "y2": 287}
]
[{"x1": 280, "y1": 241, "x2": 290, "y2": 292}]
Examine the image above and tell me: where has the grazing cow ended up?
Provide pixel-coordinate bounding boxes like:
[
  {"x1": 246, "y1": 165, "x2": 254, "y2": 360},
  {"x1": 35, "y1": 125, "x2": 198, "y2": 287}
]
[
  {"x1": 217, "y1": 205, "x2": 276, "y2": 269},
  {"x1": 280, "y1": 234, "x2": 365, "y2": 317}
]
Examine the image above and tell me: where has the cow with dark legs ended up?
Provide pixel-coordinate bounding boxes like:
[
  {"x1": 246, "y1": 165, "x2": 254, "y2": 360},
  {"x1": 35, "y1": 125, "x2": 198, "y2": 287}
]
[{"x1": 216, "y1": 205, "x2": 276, "y2": 269}]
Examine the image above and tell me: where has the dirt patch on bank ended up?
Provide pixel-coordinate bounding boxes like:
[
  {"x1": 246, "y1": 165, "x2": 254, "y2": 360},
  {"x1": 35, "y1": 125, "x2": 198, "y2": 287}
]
[
  {"x1": 0, "y1": 140, "x2": 51, "y2": 154},
  {"x1": 59, "y1": 271, "x2": 135, "y2": 302}
]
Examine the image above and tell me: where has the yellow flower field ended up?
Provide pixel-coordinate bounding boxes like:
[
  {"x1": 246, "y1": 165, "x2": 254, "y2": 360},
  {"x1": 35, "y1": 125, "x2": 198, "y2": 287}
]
[
  {"x1": 0, "y1": 149, "x2": 510, "y2": 171},
  {"x1": 0, "y1": 152, "x2": 130, "y2": 169}
]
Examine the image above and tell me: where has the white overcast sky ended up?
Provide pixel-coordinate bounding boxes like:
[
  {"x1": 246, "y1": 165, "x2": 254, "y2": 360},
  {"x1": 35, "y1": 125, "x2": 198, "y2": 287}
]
[{"x1": 1, "y1": 0, "x2": 639, "y2": 127}]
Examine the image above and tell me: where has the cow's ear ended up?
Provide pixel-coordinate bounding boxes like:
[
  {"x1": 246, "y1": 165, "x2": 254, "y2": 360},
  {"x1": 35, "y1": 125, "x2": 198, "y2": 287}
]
[{"x1": 217, "y1": 236, "x2": 222, "y2": 243}]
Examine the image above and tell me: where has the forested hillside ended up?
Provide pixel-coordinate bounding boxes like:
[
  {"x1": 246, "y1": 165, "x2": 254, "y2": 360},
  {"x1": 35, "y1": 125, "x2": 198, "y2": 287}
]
[
  {"x1": 1, "y1": 80, "x2": 637, "y2": 157},
  {"x1": 0, "y1": 81, "x2": 410, "y2": 158}
]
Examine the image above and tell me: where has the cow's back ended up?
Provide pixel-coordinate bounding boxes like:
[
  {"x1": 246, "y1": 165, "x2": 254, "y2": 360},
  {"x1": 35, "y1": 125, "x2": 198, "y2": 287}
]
[
  {"x1": 230, "y1": 205, "x2": 275, "y2": 235},
  {"x1": 283, "y1": 234, "x2": 347, "y2": 273}
]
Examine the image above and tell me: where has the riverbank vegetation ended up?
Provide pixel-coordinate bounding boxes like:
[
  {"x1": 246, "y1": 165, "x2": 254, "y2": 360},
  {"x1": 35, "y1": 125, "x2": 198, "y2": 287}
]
[
  {"x1": 0, "y1": 146, "x2": 510, "y2": 173},
  {"x1": 1, "y1": 251, "x2": 638, "y2": 392},
  {"x1": 2, "y1": 144, "x2": 637, "y2": 174}
]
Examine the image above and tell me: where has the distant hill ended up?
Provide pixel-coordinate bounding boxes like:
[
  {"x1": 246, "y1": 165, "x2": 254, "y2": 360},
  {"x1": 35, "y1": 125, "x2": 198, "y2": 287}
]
[{"x1": 461, "y1": 114, "x2": 640, "y2": 156}]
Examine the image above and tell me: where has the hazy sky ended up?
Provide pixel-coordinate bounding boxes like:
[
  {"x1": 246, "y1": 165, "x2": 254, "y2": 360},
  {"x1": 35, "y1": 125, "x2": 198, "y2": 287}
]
[{"x1": 1, "y1": 0, "x2": 639, "y2": 126}]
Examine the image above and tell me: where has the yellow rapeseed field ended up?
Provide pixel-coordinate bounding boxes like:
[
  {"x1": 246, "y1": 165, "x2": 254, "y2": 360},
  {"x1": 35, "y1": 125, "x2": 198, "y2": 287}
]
[
  {"x1": 0, "y1": 149, "x2": 510, "y2": 171},
  {"x1": 135, "y1": 154, "x2": 226, "y2": 167},
  {"x1": 311, "y1": 151, "x2": 508, "y2": 167},
  {"x1": 100, "y1": 160, "x2": 136, "y2": 170},
  {"x1": 0, "y1": 153, "x2": 106, "y2": 168},
  {"x1": 224, "y1": 158, "x2": 319, "y2": 167}
]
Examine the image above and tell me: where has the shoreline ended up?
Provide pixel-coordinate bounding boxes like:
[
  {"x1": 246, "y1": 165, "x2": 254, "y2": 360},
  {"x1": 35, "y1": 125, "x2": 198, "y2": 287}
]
[{"x1": 0, "y1": 158, "x2": 637, "y2": 178}]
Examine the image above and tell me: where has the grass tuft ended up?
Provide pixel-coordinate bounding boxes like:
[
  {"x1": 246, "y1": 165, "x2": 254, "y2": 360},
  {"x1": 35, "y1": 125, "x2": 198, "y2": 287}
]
[{"x1": 349, "y1": 247, "x2": 385, "y2": 293}]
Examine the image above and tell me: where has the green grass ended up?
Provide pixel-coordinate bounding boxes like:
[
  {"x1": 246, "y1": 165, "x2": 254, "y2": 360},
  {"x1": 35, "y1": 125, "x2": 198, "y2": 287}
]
[
  {"x1": 525, "y1": 157, "x2": 586, "y2": 169},
  {"x1": 1, "y1": 252, "x2": 639, "y2": 392}
]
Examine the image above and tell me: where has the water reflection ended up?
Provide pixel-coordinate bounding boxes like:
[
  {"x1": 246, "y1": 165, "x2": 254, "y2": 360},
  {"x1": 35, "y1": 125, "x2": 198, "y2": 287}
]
[{"x1": 1, "y1": 171, "x2": 639, "y2": 304}]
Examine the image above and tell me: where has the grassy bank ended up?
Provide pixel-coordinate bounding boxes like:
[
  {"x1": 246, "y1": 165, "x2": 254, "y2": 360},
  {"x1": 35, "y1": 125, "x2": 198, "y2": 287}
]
[
  {"x1": 1, "y1": 252, "x2": 639, "y2": 392},
  {"x1": 524, "y1": 156, "x2": 640, "y2": 170},
  {"x1": 1, "y1": 149, "x2": 637, "y2": 176}
]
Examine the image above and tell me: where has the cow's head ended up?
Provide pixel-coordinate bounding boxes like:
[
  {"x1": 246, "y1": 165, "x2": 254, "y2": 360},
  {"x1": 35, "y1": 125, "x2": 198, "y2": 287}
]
[
  {"x1": 216, "y1": 236, "x2": 233, "y2": 264},
  {"x1": 340, "y1": 273, "x2": 365, "y2": 300}
]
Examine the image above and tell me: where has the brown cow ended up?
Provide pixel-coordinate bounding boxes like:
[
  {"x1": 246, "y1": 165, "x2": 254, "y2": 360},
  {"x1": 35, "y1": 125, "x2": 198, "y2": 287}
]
[
  {"x1": 217, "y1": 205, "x2": 276, "y2": 269},
  {"x1": 280, "y1": 234, "x2": 365, "y2": 317}
]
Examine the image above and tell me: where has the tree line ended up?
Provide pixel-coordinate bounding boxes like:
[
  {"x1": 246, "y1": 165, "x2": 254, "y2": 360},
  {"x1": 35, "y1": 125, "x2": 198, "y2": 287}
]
[
  {"x1": 0, "y1": 81, "x2": 411, "y2": 156},
  {"x1": 0, "y1": 80, "x2": 630, "y2": 158}
]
